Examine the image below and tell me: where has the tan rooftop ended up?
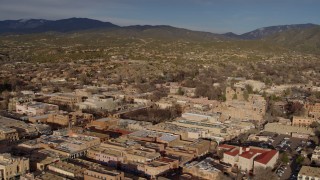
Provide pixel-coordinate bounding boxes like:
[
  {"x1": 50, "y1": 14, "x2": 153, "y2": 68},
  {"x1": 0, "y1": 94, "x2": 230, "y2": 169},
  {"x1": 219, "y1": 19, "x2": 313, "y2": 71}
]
[{"x1": 299, "y1": 166, "x2": 320, "y2": 178}]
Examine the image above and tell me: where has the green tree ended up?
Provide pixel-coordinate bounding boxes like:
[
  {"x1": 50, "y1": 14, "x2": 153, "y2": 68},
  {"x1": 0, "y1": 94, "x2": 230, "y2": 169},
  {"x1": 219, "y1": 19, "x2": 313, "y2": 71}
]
[
  {"x1": 296, "y1": 155, "x2": 304, "y2": 165},
  {"x1": 280, "y1": 153, "x2": 289, "y2": 164}
]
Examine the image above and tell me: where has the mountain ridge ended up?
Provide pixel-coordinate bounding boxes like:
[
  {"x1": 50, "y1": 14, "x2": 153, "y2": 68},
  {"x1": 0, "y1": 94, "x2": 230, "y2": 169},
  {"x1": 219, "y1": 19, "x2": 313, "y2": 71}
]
[{"x1": 0, "y1": 17, "x2": 318, "y2": 40}]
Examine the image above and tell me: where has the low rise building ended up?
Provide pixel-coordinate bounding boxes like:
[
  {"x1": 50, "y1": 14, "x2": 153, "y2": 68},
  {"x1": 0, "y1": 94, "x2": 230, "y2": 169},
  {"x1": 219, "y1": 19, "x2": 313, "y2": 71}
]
[
  {"x1": 77, "y1": 95, "x2": 118, "y2": 111},
  {"x1": 264, "y1": 123, "x2": 315, "y2": 138},
  {"x1": 39, "y1": 132, "x2": 101, "y2": 158},
  {"x1": 0, "y1": 116, "x2": 39, "y2": 138},
  {"x1": 298, "y1": 166, "x2": 320, "y2": 180},
  {"x1": 127, "y1": 130, "x2": 180, "y2": 146},
  {"x1": 16, "y1": 101, "x2": 59, "y2": 116},
  {"x1": 0, "y1": 153, "x2": 29, "y2": 180},
  {"x1": 87, "y1": 118, "x2": 118, "y2": 130},
  {"x1": 86, "y1": 146, "x2": 124, "y2": 167},
  {"x1": 29, "y1": 111, "x2": 94, "y2": 127},
  {"x1": 84, "y1": 167, "x2": 124, "y2": 180},
  {"x1": 218, "y1": 144, "x2": 279, "y2": 172},
  {"x1": 0, "y1": 127, "x2": 19, "y2": 142},
  {"x1": 311, "y1": 146, "x2": 320, "y2": 164},
  {"x1": 306, "y1": 103, "x2": 320, "y2": 120},
  {"x1": 49, "y1": 93, "x2": 82, "y2": 108},
  {"x1": 47, "y1": 161, "x2": 85, "y2": 179},
  {"x1": 184, "y1": 157, "x2": 221, "y2": 180},
  {"x1": 292, "y1": 116, "x2": 317, "y2": 127}
]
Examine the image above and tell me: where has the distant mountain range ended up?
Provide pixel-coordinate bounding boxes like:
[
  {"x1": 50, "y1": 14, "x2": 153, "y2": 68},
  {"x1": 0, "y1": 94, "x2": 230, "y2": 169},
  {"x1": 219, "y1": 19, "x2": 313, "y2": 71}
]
[
  {"x1": 224, "y1": 23, "x2": 318, "y2": 39},
  {"x1": 0, "y1": 18, "x2": 119, "y2": 34},
  {"x1": 0, "y1": 17, "x2": 318, "y2": 40}
]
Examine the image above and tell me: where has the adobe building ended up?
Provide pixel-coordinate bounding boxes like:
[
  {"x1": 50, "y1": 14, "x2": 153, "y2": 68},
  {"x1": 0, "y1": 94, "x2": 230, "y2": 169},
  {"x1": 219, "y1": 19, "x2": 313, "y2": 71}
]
[
  {"x1": 218, "y1": 144, "x2": 279, "y2": 172},
  {"x1": 0, "y1": 153, "x2": 30, "y2": 180}
]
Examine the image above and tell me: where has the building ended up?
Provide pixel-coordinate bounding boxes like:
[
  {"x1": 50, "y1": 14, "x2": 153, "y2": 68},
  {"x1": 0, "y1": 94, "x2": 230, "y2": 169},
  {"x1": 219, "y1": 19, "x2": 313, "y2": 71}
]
[
  {"x1": 218, "y1": 144, "x2": 279, "y2": 172},
  {"x1": 184, "y1": 157, "x2": 221, "y2": 180},
  {"x1": 264, "y1": 123, "x2": 315, "y2": 138},
  {"x1": 311, "y1": 146, "x2": 320, "y2": 164},
  {"x1": 0, "y1": 127, "x2": 19, "y2": 142},
  {"x1": 84, "y1": 167, "x2": 124, "y2": 180},
  {"x1": 143, "y1": 157, "x2": 179, "y2": 178},
  {"x1": 0, "y1": 116, "x2": 39, "y2": 138},
  {"x1": 292, "y1": 116, "x2": 317, "y2": 127},
  {"x1": 30, "y1": 111, "x2": 94, "y2": 126},
  {"x1": 215, "y1": 88, "x2": 267, "y2": 123},
  {"x1": 87, "y1": 118, "x2": 118, "y2": 130},
  {"x1": 86, "y1": 146, "x2": 124, "y2": 167},
  {"x1": 16, "y1": 101, "x2": 59, "y2": 116},
  {"x1": 306, "y1": 103, "x2": 320, "y2": 120},
  {"x1": 226, "y1": 87, "x2": 245, "y2": 101},
  {"x1": 298, "y1": 166, "x2": 320, "y2": 180},
  {"x1": 77, "y1": 95, "x2": 118, "y2": 111},
  {"x1": 38, "y1": 132, "x2": 101, "y2": 158},
  {"x1": 49, "y1": 93, "x2": 82, "y2": 108},
  {"x1": 0, "y1": 153, "x2": 29, "y2": 180},
  {"x1": 47, "y1": 161, "x2": 85, "y2": 179}
]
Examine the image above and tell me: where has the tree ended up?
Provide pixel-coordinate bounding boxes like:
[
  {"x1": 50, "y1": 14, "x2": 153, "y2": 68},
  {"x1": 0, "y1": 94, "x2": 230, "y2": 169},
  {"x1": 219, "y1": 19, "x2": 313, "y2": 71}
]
[
  {"x1": 296, "y1": 155, "x2": 304, "y2": 165},
  {"x1": 280, "y1": 152, "x2": 289, "y2": 164},
  {"x1": 285, "y1": 101, "x2": 305, "y2": 116}
]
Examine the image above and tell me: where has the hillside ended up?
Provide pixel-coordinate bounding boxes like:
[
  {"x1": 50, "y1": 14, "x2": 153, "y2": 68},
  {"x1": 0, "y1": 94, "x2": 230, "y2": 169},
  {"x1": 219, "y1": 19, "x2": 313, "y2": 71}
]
[
  {"x1": 239, "y1": 23, "x2": 317, "y2": 39},
  {"x1": 266, "y1": 25, "x2": 320, "y2": 53}
]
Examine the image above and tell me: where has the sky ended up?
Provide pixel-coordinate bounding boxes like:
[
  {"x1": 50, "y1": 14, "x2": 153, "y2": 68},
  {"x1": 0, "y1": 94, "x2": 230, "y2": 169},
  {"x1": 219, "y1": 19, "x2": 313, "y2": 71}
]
[{"x1": 0, "y1": 0, "x2": 319, "y2": 34}]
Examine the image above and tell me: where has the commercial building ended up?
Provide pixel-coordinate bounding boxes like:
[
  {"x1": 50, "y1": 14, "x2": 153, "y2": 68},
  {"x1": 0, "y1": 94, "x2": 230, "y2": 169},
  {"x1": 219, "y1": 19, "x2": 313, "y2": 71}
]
[
  {"x1": 216, "y1": 87, "x2": 267, "y2": 123},
  {"x1": 86, "y1": 146, "x2": 124, "y2": 167},
  {"x1": 38, "y1": 132, "x2": 100, "y2": 158},
  {"x1": 77, "y1": 95, "x2": 118, "y2": 111},
  {"x1": 127, "y1": 130, "x2": 180, "y2": 146},
  {"x1": 298, "y1": 166, "x2": 320, "y2": 180},
  {"x1": 0, "y1": 153, "x2": 29, "y2": 180},
  {"x1": 0, "y1": 127, "x2": 19, "y2": 142},
  {"x1": 184, "y1": 157, "x2": 221, "y2": 180},
  {"x1": 16, "y1": 101, "x2": 59, "y2": 116},
  {"x1": 264, "y1": 123, "x2": 315, "y2": 138},
  {"x1": 306, "y1": 103, "x2": 320, "y2": 120},
  {"x1": 0, "y1": 116, "x2": 39, "y2": 138},
  {"x1": 311, "y1": 146, "x2": 320, "y2": 164},
  {"x1": 87, "y1": 118, "x2": 118, "y2": 130},
  {"x1": 292, "y1": 116, "x2": 317, "y2": 127},
  {"x1": 49, "y1": 93, "x2": 82, "y2": 108},
  {"x1": 30, "y1": 111, "x2": 94, "y2": 126},
  {"x1": 47, "y1": 161, "x2": 85, "y2": 179},
  {"x1": 84, "y1": 167, "x2": 124, "y2": 180}
]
